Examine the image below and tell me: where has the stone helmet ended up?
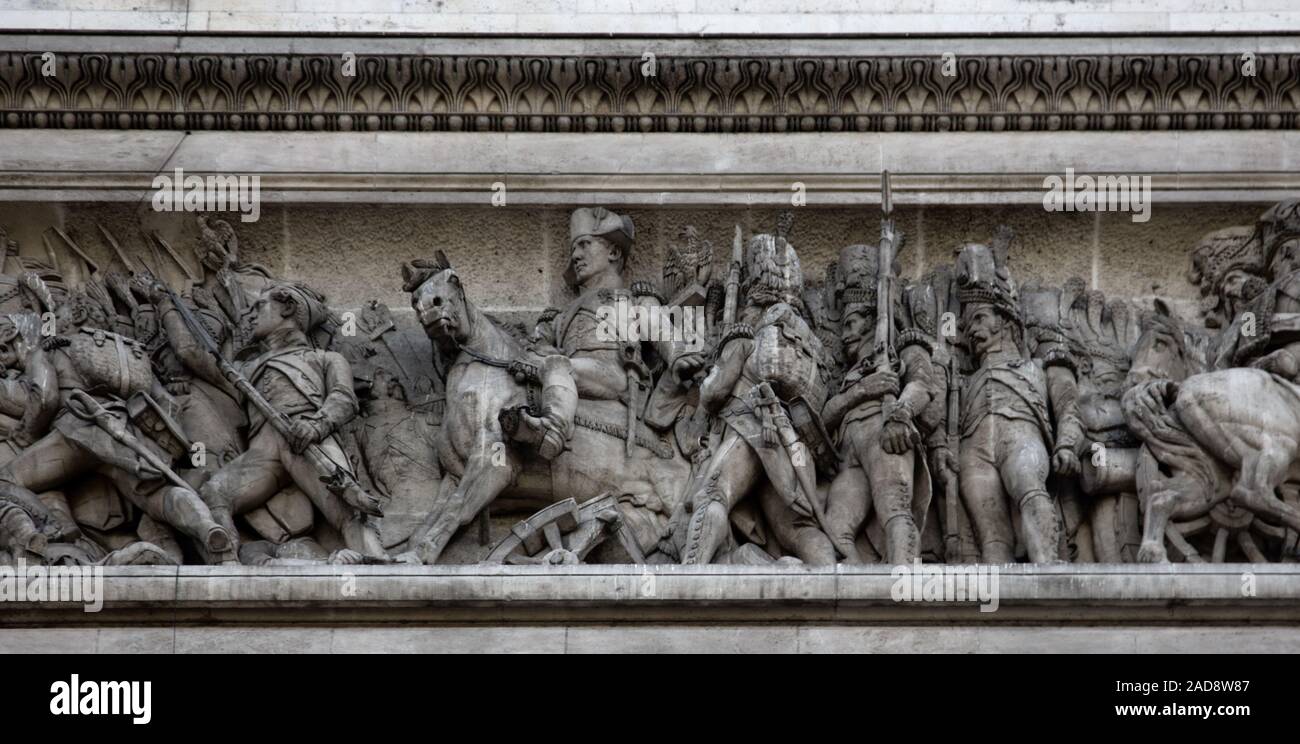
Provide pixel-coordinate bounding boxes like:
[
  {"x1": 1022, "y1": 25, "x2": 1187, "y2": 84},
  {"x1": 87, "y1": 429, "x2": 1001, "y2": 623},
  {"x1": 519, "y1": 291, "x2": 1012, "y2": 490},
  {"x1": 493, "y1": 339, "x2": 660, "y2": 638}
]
[
  {"x1": 744, "y1": 212, "x2": 803, "y2": 308},
  {"x1": 565, "y1": 207, "x2": 635, "y2": 287},
  {"x1": 835, "y1": 242, "x2": 901, "y2": 320},
  {"x1": 1248, "y1": 200, "x2": 1300, "y2": 274},
  {"x1": 955, "y1": 237, "x2": 1021, "y2": 327},
  {"x1": 270, "y1": 281, "x2": 328, "y2": 333}
]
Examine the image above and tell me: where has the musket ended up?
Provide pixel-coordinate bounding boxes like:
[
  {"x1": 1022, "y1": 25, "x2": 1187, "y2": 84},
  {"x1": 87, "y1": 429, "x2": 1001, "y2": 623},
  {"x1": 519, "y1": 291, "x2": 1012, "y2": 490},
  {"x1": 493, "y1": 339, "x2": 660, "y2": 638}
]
[
  {"x1": 721, "y1": 224, "x2": 743, "y2": 335},
  {"x1": 161, "y1": 284, "x2": 382, "y2": 517},
  {"x1": 0, "y1": 228, "x2": 11, "y2": 275},
  {"x1": 47, "y1": 227, "x2": 100, "y2": 276},
  {"x1": 40, "y1": 232, "x2": 61, "y2": 276},
  {"x1": 875, "y1": 171, "x2": 898, "y2": 405},
  {"x1": 96, "y1": 221, "x2": 138, "y2": 273},
  {"x1": 944, "y1": 349, "x2": 963, "y2": 561},
  {"x1": 149, "y1": 230, "x2": 199, "y2": 283}
]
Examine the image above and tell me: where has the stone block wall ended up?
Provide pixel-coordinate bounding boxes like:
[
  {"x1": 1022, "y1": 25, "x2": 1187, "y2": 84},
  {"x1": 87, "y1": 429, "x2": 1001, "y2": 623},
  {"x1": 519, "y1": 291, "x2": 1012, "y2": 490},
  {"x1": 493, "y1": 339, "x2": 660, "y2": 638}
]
[{"x1": 0, "y1": 200, "x2": 1267, "y2": 322}]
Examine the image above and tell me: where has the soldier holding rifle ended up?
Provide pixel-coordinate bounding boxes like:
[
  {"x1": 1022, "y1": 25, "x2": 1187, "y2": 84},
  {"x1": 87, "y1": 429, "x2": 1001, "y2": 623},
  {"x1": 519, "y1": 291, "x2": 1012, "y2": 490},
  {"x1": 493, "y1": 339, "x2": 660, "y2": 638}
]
[{"x1": 822, "y1": 174, "x2": 937, "y2": 564}]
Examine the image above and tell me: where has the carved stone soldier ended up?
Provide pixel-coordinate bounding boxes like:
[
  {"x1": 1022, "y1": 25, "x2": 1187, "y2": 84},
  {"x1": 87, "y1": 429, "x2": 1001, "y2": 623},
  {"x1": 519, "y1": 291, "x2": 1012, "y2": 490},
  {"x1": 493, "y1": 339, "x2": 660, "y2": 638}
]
[
  {"x1": 1187, "y1": 225, "x2": 1266, "y2": 331},
  {"x1": 506, "y1": 207, "x2": 703, "y2": 461},
  {"x1": 821, "y1": 244, "x2": 936, "y2": 564},
  {"x1": 675, "y1": 225, "x2": 837, "y2": 565},
  {"x1": 954, "y1": 240, "x2": 1070, "y2": 563},
  {"x1": 191, "y1": 216, "x2": 276, "y2": 350},
  {"x1": 0, "y1": 295, "x2": 237, "y2": 564},
  {"x1": 1209, "y1": 201, "x2": 1300, "y2": 377},
  {"x1": 192, "y1": 282, "x2": 386, "y2": 559}
]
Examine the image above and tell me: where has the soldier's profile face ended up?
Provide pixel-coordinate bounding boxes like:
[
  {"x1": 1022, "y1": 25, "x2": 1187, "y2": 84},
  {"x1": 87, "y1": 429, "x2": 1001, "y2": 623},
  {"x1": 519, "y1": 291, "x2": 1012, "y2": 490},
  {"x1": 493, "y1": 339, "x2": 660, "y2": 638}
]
[
  {"x1": 570, "y1": 236, "x2": 615, "y2": 285},
  {"x1": 840, "y1": 311, "x2": 870, "y2": 360},
  {"x1": 248, "y1": 294, "x2": 285, "y2": 340},
  {"x1": 1270, "y1": 239, "x2": 1300, "y2": 278},
  {"x1": 965, "y1": 305, "x2": 1002, "y2": 356}
]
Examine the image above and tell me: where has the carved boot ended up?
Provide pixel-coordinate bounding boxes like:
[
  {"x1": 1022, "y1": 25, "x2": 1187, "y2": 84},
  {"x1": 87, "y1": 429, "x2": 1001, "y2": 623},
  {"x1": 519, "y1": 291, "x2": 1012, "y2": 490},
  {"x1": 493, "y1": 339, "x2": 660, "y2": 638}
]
[
  {"x1": 163, "y1": 486, "x2": 239, "y2": 565},
  {"x1": 884, "y1": 513, "x2": 921, "y2": 565},
  {"x1": 1019, "y1": 489, "x2": 1066, "y2": 564},
  {"x1": 342, "y1": 514, "x2": 387, "y2": 559},
  {"x1": 681, "y1": 499, "x2": 729, "y2": 565},
  {"x1": 500, "y1": 355, "x2": 577, "y2": 460},
  {"x1": 0, "y1": 505, "x2": 48, "y2": 561}
]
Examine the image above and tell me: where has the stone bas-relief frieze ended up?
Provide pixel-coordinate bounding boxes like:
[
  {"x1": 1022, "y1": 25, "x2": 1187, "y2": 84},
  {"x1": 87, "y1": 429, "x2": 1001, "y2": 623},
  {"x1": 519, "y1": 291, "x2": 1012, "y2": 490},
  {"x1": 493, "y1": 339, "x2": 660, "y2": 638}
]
[{"x1": 0, "y1": 201, "x2": 1298, "y2": 569}]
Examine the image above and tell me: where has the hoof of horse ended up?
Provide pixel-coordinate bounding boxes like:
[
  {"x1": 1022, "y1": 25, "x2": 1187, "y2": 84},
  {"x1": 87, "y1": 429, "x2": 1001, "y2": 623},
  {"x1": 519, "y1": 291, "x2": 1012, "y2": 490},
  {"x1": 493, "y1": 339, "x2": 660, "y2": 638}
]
[
  {"x1": 542, "y1": 548, "x2": 580, "y2": 565},
  {"x1": 1136, "y1": 541, "x2": 1169, "y2": 563}
]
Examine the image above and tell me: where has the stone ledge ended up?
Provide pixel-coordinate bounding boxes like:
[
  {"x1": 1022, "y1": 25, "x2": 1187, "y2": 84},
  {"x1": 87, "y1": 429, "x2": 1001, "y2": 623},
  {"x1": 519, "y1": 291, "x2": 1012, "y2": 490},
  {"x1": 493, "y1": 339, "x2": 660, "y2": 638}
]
[
  {"x1": 6, "y1": 2, "x2": 1300, "y2": 36},
  {"x1": 2, "y1": 131, "x2": 1295, "y2": 205},
  {"x1": 2, "y1": 564, "x2": 1295, "y2": 626}
]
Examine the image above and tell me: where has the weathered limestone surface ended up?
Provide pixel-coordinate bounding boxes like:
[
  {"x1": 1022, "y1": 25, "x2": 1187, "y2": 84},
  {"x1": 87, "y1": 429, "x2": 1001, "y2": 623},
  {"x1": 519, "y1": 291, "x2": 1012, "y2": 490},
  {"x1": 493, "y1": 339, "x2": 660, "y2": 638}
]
[
  {"x1": 3, "y1": 565, "x2": 1298, "y2": 653},
  {"x1": 0, "y1": 200, "x2": 1265, "y2": 321},
  {"x1": 4, "y1": 1, "x2": 1300, "y2": 35},
  {"x1": 2, "y1": 7, "x2": 1299, "y2": 652}
]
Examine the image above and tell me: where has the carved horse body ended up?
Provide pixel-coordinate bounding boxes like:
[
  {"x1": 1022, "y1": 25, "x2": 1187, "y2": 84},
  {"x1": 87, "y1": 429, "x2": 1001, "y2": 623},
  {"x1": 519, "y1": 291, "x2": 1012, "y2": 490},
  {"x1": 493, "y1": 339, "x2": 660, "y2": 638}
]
[
  {"x1": 405, "y1": 260, "x2": 691, "y2": 564},
  {"x1": 1123, "y1": 302, "x2": 1300, "y2": 562}
]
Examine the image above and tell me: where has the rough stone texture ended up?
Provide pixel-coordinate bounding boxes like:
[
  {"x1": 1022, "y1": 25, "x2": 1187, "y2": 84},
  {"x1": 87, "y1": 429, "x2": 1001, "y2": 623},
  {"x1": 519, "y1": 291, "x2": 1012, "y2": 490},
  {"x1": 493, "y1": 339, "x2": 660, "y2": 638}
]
[
  {"x1": 3, "y1": 1, "x2": 1300, "y2": 35},
  {"x1": 3, "y1": 565, "x2": 1298, "y2": 653},
  {"x1": 0, "y1": 202, "x2": 1267, "y2": 315}
]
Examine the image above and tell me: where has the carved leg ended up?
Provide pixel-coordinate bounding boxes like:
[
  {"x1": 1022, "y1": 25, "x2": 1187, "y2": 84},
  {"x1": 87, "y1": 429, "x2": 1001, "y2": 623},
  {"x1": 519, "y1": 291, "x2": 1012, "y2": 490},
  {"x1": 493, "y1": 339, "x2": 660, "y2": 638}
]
[
  {"x1": 824, "y1": 463, "x2": 870, "y2": 563},
  {"x1": 959, "y1": 429, "x2": 1014, "y2": 563},
  {"x1": 279, "y1": 435, "x2": 387, "y2": 559},
  {"x1": 996, "y1": 420, "x2": 1061, "y2": 564},
  {"x1": 1136, "y1": 488, "x2": 1178, "y2": 563},
  {"x1": 0, "y1": 430, "x2": 92, "y2": 523},
  {"x1": 680, "y1": 431, "x2": 760, "y2": 565},
  {"x1": 1018, "y1": 490, "x2": 1064, "y2": 564},
  {"x1": 407, "y1": 475, "x2": 458, "y2": 563},
  {"x1": 1229, "y1": 442, "x2": 1300, "y2": 538},
  {"x1": 412, "y1": 446, "x2": 519, "y2": 564},
  {"x1": 198, "y1": 431, "x2": 290, "y2": 560},
  {"x1": 760, "y1": 482, "x2": 837, "y2": 566},
  {"x1": 499, "y1": 355, "x2": 576, "y2": 461},
  {"x1": 159, "y1": 486, "x2": 237, "y2": 564},
  {"x1": 864, "y1": 434, "x2": 919, "y2": 566}
]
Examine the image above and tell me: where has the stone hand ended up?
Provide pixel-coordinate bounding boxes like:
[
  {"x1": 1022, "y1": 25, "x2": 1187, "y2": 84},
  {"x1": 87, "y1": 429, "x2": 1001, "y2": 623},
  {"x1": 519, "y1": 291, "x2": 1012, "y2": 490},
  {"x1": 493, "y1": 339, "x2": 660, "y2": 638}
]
[
  {"x1": 930, "y1": 446, "x2": 958, "y2": 489},
  {"x1": 288, "y1": 417, "x2": 328, "y2": 454},
  {"x1": 881, "y1": 419, "x2": 914, "y2": 454},
  {"x1": 104, "y1": 271, "x2": 136, "y2": 309},
  {"x1": 856, "y1": 369, "x2": 899, "y2": 401},
  {"x1": 671, "y1": 351, "x2": 707, "y2": 387},
  {"x1": 1052, "y1": 447, "x2": 1081, "y2": 477}
]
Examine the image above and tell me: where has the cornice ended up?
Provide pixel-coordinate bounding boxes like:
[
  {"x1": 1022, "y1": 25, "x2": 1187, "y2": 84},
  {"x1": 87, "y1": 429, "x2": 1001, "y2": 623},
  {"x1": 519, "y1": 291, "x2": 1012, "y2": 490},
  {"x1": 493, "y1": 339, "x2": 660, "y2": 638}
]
[{"x1": 1, "y1": 47, "x2": 1296, "y2": 134}]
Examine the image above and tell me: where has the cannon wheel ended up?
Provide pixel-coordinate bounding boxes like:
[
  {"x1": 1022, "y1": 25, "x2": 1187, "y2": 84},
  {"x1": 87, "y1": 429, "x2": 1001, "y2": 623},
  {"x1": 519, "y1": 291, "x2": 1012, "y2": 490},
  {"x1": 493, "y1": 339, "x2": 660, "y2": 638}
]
[
  {"x1": 483, "y1": 493, "x2": 647, "y2": 565},
  {"x1": 1162, "y1": 495, "x2": 1294, "y2": 563}
]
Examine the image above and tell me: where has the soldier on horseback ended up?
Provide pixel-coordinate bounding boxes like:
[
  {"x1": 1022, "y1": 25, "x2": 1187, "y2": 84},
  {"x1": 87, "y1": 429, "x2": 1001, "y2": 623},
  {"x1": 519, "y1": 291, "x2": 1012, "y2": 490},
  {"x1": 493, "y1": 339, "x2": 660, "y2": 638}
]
[
  {"x1": 501, "y1": 207, "x2": 704, "y2": 462},
  {"x1": 1211, "y1": 200, "x2": 1300, "y2": 378}
]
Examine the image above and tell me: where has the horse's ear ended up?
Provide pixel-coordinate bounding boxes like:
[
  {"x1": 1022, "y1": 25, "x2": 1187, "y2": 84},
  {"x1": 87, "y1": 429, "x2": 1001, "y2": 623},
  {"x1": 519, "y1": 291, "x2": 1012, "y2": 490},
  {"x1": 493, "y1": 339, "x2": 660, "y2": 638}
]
[
  {"x1": 435, "y1": 251, "x2": 451, "y2": 271},
  {"x1": 1153, "y1": 298, "x2": 1172, "y2": 317}
]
